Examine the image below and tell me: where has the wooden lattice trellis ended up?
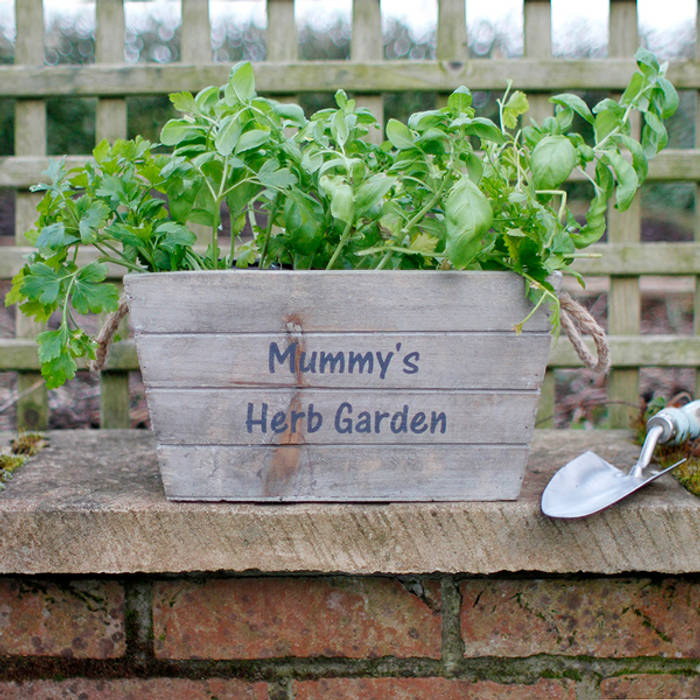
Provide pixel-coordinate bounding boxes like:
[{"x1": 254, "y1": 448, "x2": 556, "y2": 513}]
[{"x1": 1, "y1": 0, "x2": 700, "y2": 430}]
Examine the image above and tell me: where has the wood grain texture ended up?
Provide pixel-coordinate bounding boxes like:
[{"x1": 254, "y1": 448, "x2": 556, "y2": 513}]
[
  {"x1": 146, "y1": 388, "x2": 539, "y2": 446},
  {"x1": 100, "y1": 371, "x2": 131, "y2": 429},
  {"x1": 96, "y1": 0, "x2": 129, "y2": 428},
  {"x1": 523, "y1": 0, "x2": 552, "y2": 124},
  {"x1": 5, "y1": 240, "x2": 700, "y2": 279},
  {"x1": 96, "y1": 0, "x2": 127, "y2": 141},
  {"x1": 124, "y1": 270, "x2": 550, "y2": 334},
  {"x1": 156, "y1": 444, "x2": 528, "y2": 501},
  {"x1": 127, "y1": 271, "x2": 546, "y2": 500},
  {"x1": 266, "y1": 0, "x2": 297, "y2": 62},
  {"x1": 1, "y1": 60, "x2": 698, "y2": 98},
  {"x1": 3, "y1": 149, "x2": 697, "y2": 189},
  {"x1": 135, "y1": 332, "x2": 550, "y2": 390},
  {"x1": 437, "y1": 0, "x2": 467, "y2": 61},
  {"x1": 535, "y1": 369, "x2": 555, "y2": 429},
  {"x1": 8, "y1": 334, "x2": 700, "y2": 373},
  {"x1": 351, "y1": 0, "x2": 383, "y2": 138},
  {"x1": 181, "y1": 0, "x2": 212, "y2": 63},
  {"x1": 14, "y1": 0, "x2": 47, "y2": 431},
  {"x1": 607, "y1": 0, "x2": 640, "y2": 428}
]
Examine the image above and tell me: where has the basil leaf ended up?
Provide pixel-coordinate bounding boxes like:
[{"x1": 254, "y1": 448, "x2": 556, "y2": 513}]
[
  {"x1": 444, "y1": 176, "x2": 493, "y2": 269},
  {"x1": 229, "y1": 61, "x2": 256, "y2": 102},
  {"x1": 386, "y1": 118, "x2": 415, "y2": 150},
  {"x1": 215, "y1": 115, "x2": 242, "y2": 156},
  {"x1": 531, "y1": 135, "x2": 576, "y2": 190},
  {"x1": 550, "y1": 93, "x2": 593, "y2": 125}
]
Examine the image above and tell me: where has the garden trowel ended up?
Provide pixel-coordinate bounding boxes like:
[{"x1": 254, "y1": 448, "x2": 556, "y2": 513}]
[{"x1": 541, "y1": 400, "x2": 700, "y2": 518}]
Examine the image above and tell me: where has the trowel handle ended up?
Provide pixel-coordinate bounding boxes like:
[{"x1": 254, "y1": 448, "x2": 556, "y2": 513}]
[{"x1": 647, "y1": 400, "x2": 700, "y2": 445}]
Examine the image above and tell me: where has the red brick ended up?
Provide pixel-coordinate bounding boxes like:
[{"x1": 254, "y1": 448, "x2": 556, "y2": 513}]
[
  {"x1": 600, "y1": 674, "x2": 700, "y2": 699},
  {"x1": 293, "y1": 677, "x2": 576, "y2": 699},
  {"x1": 153, "y1": 576, "x2": 441, "y2": 659},
  {"x1": 0, "y1": 578, "x2": 125, "y2": 658},
  {"x1": 0, "y1": 678, "x2": 268, "y2": 699},
  {"x1": 460, "y1": 577, "x2": 700, "y2": 657}
]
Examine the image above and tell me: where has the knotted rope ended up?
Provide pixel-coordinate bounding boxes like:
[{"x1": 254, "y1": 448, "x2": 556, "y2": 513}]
[
  {"x1": 558, "y1": 291, "x2": 611, "y2": 374},
  {"x1": 89, "y1": 297, "x2": 129, "y2": 375}
]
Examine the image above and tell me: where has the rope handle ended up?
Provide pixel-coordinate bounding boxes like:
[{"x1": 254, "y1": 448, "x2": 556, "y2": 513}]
[{"x1": 558, "y1": 291, "x2": 611, "y2": 375}]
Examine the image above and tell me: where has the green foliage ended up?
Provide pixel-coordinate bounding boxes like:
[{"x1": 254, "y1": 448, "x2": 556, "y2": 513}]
[{"x1": 6, "y1": 50, "x2": 678, "y2": 389}]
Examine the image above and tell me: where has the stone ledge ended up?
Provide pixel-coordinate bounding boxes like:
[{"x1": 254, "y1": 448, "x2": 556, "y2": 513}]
[{"x1": 0, "y1": 429, "x2": 697, "y2": 575}]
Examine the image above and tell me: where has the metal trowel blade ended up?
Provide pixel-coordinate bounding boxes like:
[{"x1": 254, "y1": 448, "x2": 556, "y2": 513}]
[{"x1": 541, "y1": 451, "x2": 685, "y2": 519}]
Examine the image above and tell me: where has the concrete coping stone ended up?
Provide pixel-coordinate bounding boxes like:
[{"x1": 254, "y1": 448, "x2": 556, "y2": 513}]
[{"x1": 0, "y1": 429, "x2": 697, "y2": 575}]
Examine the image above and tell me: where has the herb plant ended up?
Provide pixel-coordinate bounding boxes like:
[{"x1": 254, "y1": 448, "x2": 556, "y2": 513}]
[{"x1": 7, "y1": 49, "x2": 678, "y2": 388}]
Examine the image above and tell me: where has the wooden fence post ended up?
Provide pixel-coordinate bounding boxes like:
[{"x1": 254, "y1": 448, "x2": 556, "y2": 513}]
[
  {"x1": 608, "y1": 0, "x2": 641, "y2": 428},
  {"x1": 14, "y1": 0, "x2": 48, "y2": 431},
  {"x1": 436, "y1": 0, "x2": 467, "y2": 109},
  {"x1": 96, "y1": 0, "x2": 130, "y2": 429},
  {"x1": 352, "y1": 0, "x2": 383, "y2": 139},
  {"x1": 437, "y1": 0, "x2": 467, "y2": 63},
  {"x1": 524, "y1": 0, "x2": 556, "y2": 427}
]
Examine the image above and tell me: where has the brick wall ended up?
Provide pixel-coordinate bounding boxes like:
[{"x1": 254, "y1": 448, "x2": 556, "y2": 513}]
[{"x1": 0, "y1": 574, "x2": 698, "y2": 699}]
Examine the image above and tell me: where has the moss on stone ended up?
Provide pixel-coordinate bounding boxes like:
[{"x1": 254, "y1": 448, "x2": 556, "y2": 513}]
[
  {"x1": 10, "y1": 431, "x2": 48, "y2": 456},
  {"x1": 633, "y1": 398, "x2": 700, "y2": 497}
]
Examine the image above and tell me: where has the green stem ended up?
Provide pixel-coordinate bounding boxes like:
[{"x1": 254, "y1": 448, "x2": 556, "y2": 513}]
[
  {"x1": 374, "y1": 250, "x2": 392, "y2": 270},
  {"x1": 535, "y1": 189, "x2": 568, "y2": 224},
  {"x1": 62, "y1": 274, "x2": 77, "y2": 326},
  {"x1": 514, "y1": 272, "x2": 559, "y2": 333},
  {"x1": 373, "y1": 158, "x2": 454, "y2": 271},
  {"x1": 497, "y1": 80, "x2": 513, "y2": 132},
  {"x1": 257, "y1": 197, "x2": 279, "y2": 269},
  {"x1": 325, "y1": 218, "x2": 354, "y2": 270},
  {"x1": 92, "y1": 244, "x2": 144, "y2": 273}
]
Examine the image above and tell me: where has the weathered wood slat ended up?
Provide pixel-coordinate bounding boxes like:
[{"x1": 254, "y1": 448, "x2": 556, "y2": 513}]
[
  {"x1": 3, "y1": 241, "x2": 700, "y2": 280},
  {"x1": 437, "y1": 0, "x2": 467, "y2": 61},
  {"x1": 96, "y1": 0, "x2": 127, "y2": 141},
  {"x1": 267, "y1": 0, "x2": 297, "y2": 62},
  {"x1": 547, "y1": 335, "x2": 700, "y2": 368},
  {"x1": 0, "y1": 339, "x2": 137, "y2": 371},
  {"x1": 0, "y1": 59, "x2": 698, "y2": 97},
  {"x1": 3, "y1": 149, "x2": 697, "y2": 190},
  {"x1": 147, "y1": 388, "x2": 539, "y2": 446},
  {"x1": 351, "y1": 0, "x2": 383, "y2": 135},
  {"x1": 607, "y1": 0, "x2": 641, "y2": 428},
  {"x1": 135, "y1": 332, "x2": 550, "y2": 390},
  {"x1": 0, "y1": 156, "x2": 90, "y2": 188},
  {"x1": 523, "y1": 0, "x2": 553, "y2": 123},
  {"x1": 156, "y1": 444, "x2": 528, "y2": 501},
  {"x1": 181, "y1": 0, "x2": 212, "y2": 63},
  {"x1": 1, "y1": 246, "x2": 122, "y2": 279},
  {"x1": 14, "y1": 0, "x2": 48, "y2": 432},
  {"x1": 523, "y1": 0, "x2": 554, "y2": 430},
  {"x1": 96, "y1": 0, "x2": 129, "y2": 429},
  {"x1": 100, "y1": 370, "x2": 131, "y2": 429},
  {"x1": 4, "y1": 334, "x2": 699, "y2": 372},
  {"x1": 571, "y1": 242, "x2": 700, "y2": 276},
  {"x1": 124, "y1": 270, "x2": 551, "y2": 334}
]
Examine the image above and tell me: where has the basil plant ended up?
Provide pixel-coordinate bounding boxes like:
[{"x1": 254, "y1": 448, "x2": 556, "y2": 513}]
[{"x1": 7, "y1": 49, "x2": 678, "y2": 388}]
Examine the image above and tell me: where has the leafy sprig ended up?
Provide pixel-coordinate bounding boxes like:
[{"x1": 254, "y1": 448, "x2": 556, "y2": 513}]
[{"x1": 6, "y1": 49, "x2": 678, "y2": 389}]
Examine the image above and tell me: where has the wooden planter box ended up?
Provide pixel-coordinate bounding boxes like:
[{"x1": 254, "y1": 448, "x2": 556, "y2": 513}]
[{"x1": 124, "y1": 270, "x2": 550, "y2": 502}]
